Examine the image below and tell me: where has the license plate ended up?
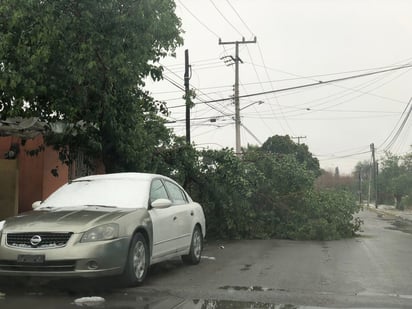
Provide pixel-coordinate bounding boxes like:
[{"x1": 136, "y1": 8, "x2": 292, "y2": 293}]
[{"x1": 17, "y1": 254, "x2": 45, "y2": 264}]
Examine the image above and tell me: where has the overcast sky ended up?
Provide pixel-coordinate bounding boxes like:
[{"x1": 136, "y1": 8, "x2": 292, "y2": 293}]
[{"x1": 146, "y1": 0, "x2": 412, "y2": 174}]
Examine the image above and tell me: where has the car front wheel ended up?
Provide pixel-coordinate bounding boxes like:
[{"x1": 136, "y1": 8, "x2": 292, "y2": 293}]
[
  {"x1": 182, "y1": 225, "x2": 203, "y2": 265},
  {"x1": 122, "y1": 232, "x2": 149, "y2": 286}
]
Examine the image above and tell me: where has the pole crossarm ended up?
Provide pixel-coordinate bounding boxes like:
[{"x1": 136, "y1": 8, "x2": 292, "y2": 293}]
[{"x1": 218, "y1": 37, "x2": 257, "y2": 46}]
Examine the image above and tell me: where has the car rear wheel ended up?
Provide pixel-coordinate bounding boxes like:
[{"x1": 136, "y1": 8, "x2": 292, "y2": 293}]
[
  {"x1": 182, "y1": 225, "x2": 203, "y2": 265},
  {"x1": 122, "y1": 232, "x2": 149, "y2": 286}
]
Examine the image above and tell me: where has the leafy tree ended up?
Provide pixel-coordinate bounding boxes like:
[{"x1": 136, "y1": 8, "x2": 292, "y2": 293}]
[
  {"x1": 261, "y1": 135, "x2": 321, "y2": 176},
  {"x1": 180, "y1": 144, "x2": 362, "y2": 240},
  {"x1": 316, "y1": 169, "x2": 355, "y2": 192},
  {"x1": 243, "y1": 148, "x2": 317, "y2": 238},
  {"x1": 188, "y1": 148, "x2": 263, "y2": 239},
  {"x1": 0, "y1": 0, "x2": 183, "y2": 172},
  {"x1": 379, "y1": 151, "x2": 412, "y2": 209},
  {"x1": 352, "y1": 160, "x2": 371, "y2": 201},
  {"x1": 294, "y1": 189, "x2": 362, "y2": 240},
  {"x1": 334, "y1": 166, "x2": 340, "y2": 178},
  {"x1": 152, "y1": 136, "x2": 200, "y2": 190}
]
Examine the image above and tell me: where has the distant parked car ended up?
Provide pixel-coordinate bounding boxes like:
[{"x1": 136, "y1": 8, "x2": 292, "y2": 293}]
[{"x1": 0, "y1": 173, "x2": 206, "y2": 285}]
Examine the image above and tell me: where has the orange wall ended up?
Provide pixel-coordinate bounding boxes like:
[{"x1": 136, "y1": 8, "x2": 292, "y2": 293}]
[
  {"x1": 0, "y1": 136, "x2": 68, "y2": 213},
  {"x1": 0, "y1": 136, "x2": 12, "y2": 155},
  {"x1": 18, "y1": 137, "x2": 44, "y2": 212},
  {"x1": 41, "y1": 143, "x2": 68, "y2": 200},
  {"x1": 0, "y1": 159, "x2": 18, "y2": 220}
]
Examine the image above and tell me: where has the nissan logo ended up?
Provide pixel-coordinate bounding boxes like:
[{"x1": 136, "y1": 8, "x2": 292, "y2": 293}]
[{"x1": 30, "y1": 235, "x2": 42, "y2": 246}]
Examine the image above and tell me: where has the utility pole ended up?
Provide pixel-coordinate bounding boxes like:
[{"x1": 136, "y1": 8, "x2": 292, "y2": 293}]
[
  {"x1": 367, "y1": 160, "x2": 372, "y2": 206},
  {"x1": 358, "y1": 167, "x2": 362, "y2": 205},
  {"x1": 219, "y1": 37, "x2": 257, "y2": 155},
  {"x1": 184, "y1": 49, "x2": 191, "y2": 144},
  {"x1": 370, "y1": 143, "x2": 378, "y2": 208},
  {"x1": 292, "y1": 136, "x2": 307, "y2": 144},
  {"x1": 376, "y1": 161, "x2": 379, "y2": 208}
]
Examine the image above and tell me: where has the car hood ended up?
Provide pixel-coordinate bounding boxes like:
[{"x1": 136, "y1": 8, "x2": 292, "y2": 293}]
[{"x1": 2, "y1": 206, "x2": 141, "y2": 233}]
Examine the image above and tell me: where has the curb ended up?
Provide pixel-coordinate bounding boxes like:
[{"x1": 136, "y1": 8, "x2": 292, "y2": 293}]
[{"x1": 366, "y1": 205, "x2": 412, "y2": 223}]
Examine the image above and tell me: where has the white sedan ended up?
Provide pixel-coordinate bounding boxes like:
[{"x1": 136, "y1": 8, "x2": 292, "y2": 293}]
[{"x1": 0, "y1": 173, "x2": 206, "y2": 285}]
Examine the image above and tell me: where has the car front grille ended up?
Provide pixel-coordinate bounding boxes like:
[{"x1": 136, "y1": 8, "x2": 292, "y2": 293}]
[
  {"x1": 6, "y1": 232, "x2": 73, "y2": 249},
  {"x1": 0, "y1": 260, "x2": 76, "y2": 272}
]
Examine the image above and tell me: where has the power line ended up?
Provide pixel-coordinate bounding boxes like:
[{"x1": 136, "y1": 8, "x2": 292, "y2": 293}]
[
  {"x1": 242, "y1": 61, "x2": 410, "y2": 107},
  {"x1": 209, "y1": 0, "x2": 243, "y2": 37},
  {"x1": 162, "y1": 67, "x2": 233, "y2": 117},
  {"x1": 281, "y1": 65, "x2": 412, "y2": 117},
  {"x1": 319, "y1": 150, "x2": 371, "y2": 161},
  {"x1": 225, "y1": 0, "x2": 255, "y2": 37},
  {"x1": 182, "y1": 63, "x2": 412, "y2": 106},
  {"x1": 244, "y1": 114, "x2": 397, "y2": 121},
  {"x1": 242, "y1": 45, "x2": 287, "y2": 136},
  {"x1": 160, "y1": 60, "x2": 412, "y2": 95},
  {"x1": 244, "y1": 61, "x2": 412, "y2": 83},
  {"x1": 281, "y1": 68, "x2": 412, "y2": 119},
  {"x1": 177, "y1": 0, "x2": 220, "y2": 38},
  {"x1": 256, "y1": 43, "x2": 294, "y2": 134},
  {"x1": 167, "y1": 115, "x2": 229, "y2": 123},
  {"x1": 382, "y1": 97, "x2": 412, "y2": 152},
  {"x1": 163, "y1": 76, "x2": 185, "y2": 92}
]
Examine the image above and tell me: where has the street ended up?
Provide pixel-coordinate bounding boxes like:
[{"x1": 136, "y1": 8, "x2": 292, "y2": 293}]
[{"x1": 1, "y1": 209, "x2": 412, "y2": 308}]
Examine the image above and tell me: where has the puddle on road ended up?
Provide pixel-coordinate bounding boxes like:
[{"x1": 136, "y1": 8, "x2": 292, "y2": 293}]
[
  {"x1": 220, "y1": 285, "x2": 273, "y2": 292},
  {"x1": 183, "y1": 299, "x2": 300, "y2": 308},
  {"x1": 0, "y1": 291, "x2": 320, "y2": 309},
  {"x1": 0, "y1": 280, "x2": 324, "y2": 309},
  {"x1": 240, "y1": 264, "x2": 252, "y2": 271}
]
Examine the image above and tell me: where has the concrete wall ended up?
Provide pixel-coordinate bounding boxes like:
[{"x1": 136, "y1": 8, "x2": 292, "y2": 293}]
[{"x1": 0, "y1": 159, "x2": 18, "y2": 220}]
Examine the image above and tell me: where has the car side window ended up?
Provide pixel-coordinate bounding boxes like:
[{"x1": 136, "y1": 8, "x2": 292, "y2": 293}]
[
  {"x1": 150, "y1": 179, "x2": 169, "y2": 203},
  {"x1": 164, "y1": 181, "x2": 188, "y2": 205}
]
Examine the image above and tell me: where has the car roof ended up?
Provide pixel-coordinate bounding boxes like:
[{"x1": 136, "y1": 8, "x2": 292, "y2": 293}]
[{"x1": 72, "y1": 172, "x2": 171, "y2": 183}]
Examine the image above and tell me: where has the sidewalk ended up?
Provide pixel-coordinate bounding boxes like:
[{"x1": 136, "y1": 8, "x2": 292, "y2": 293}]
[{"x1": 366, "y1": 203, "x2": 412, "y2": 222}]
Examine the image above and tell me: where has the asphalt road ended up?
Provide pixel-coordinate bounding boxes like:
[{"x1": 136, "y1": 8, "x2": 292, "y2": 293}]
[{"x1": 1, "y1": 209, "x2": 412, "y2": 308}]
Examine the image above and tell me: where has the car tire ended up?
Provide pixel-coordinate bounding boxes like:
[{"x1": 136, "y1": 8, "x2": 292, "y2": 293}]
[
  {"x1": 122, "y1": 232, "x2": 149, "y2": 286},
  {"x1": 182, "y1": 225, "x2": 203, "y2": 265}
]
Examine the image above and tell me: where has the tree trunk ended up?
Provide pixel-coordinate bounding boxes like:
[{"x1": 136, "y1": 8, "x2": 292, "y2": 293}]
[{"x1": 395, "y1": 194, "x2": 404, "y2": 210}]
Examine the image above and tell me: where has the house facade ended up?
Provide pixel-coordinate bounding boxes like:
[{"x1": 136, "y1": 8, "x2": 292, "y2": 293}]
[
  {"x1": 0, "y1": 134, "x2": 68, "y2": 220},
  {"x1": 0, "y1": 117, "x2": 106, "y2": 220}
]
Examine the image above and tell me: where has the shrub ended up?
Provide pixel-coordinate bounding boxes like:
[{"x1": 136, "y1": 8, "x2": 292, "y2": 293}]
[
  {"x1": 186, "y1": 148, "x2": 363, "y2": 240},
  {"x1": 280, "y1": 189, "x2": 362, "y2": 240}
]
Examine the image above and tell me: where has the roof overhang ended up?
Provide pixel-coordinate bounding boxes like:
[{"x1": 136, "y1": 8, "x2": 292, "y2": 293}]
[{"x1": 0, "y1": 117, "x2": 47, "y2": 139}]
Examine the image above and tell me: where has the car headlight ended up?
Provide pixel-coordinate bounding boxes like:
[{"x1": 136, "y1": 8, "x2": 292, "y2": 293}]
[{"x1": 81, "y1": 223, "x2": 119, "y2": 243}]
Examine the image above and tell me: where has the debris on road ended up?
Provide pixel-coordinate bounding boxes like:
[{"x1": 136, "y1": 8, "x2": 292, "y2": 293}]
[
  {"x1": 73, "y1": 296, "x2": 105, "y2": 307},
  {"x1": 201, "y1": 256, "x2": 216, "y2": 260}
]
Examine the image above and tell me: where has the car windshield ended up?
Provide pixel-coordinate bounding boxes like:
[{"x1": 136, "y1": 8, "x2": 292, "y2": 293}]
[{"x1": 39, "y1": 178, "x2": 150, "y2": 209}]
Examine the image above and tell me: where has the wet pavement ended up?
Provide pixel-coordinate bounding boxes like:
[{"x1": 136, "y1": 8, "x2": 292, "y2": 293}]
[
  {"x1": 1, "y1": 208, "x2": 412, "y2": 308},
  {"x1": 0, "y1": 283, "x2": 323, "y2": 308},
  {"x1": 367, "y1": 203, "x2": 412, "y2": 222}
]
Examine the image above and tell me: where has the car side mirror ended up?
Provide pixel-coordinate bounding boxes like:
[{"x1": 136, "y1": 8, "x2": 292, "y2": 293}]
[
  {"x1": 32, "y1": 201, "x2": 42, "y2": 209},
  {"x1": 151, "y1": 198, "x2": 172, "y2": 209}
]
